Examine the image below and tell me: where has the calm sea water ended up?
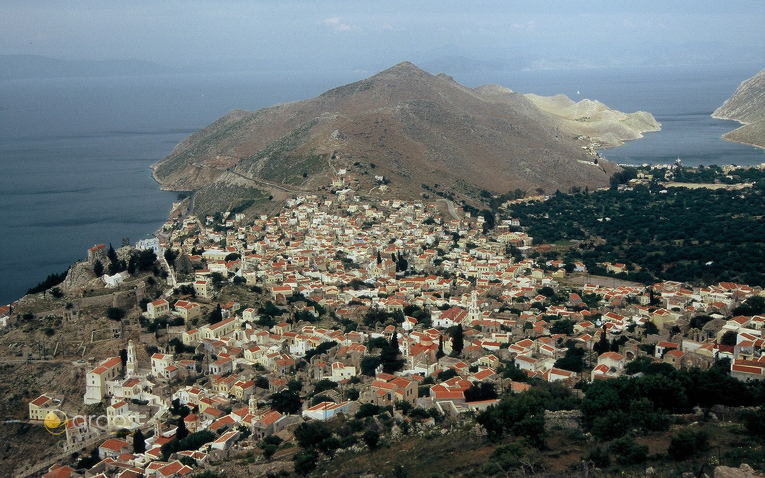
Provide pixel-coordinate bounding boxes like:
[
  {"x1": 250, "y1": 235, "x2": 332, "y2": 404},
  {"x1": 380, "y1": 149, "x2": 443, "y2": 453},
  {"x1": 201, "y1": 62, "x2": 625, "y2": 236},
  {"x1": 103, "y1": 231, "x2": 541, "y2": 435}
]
[
  {"x1": 0, "y1": 64, "x2": 763, "y2": 305},
  {"x1": 454, "y1": 63, "x2": 765, "y2": 167}
]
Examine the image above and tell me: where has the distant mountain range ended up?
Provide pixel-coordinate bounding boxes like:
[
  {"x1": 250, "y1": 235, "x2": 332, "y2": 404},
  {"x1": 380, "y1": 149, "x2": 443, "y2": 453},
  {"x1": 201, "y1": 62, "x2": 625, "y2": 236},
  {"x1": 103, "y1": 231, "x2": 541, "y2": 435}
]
[
  {"x1": 152, "y1": 62, "x2": 658, "y2": 215},
  {"x1": 713, "y1": 68, "x2": 765, "y2": 150},
  {"x1": 0, "y1": 54, "x2": 173, "y2": 80}
]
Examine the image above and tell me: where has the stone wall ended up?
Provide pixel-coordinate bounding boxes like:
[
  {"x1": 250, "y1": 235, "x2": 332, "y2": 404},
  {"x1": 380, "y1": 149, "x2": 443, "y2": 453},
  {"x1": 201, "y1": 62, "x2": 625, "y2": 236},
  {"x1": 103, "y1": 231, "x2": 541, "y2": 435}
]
[
  {"x1": 76, "y1": 289, "x2": 138, "y2": 310},
  {"x1": 544, "y1": 409, "x2": 582, "y2": 431}
]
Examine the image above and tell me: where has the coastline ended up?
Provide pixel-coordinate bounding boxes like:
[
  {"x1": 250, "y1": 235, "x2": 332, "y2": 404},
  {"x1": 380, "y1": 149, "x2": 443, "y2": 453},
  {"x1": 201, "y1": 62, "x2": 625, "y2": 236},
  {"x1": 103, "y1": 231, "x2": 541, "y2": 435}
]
[
  {"x1": 711, "y1": 111, "x2": 765, "y2": 152},
  {"x1": 720, "y1": 127, "x2": 765, "y2": 151},
  {"x1": 721, "y1": 136, "x2": 765, "y2": 151},
  {"x1": 4, "y1": 64, "x2": 764, "y2": 308}
]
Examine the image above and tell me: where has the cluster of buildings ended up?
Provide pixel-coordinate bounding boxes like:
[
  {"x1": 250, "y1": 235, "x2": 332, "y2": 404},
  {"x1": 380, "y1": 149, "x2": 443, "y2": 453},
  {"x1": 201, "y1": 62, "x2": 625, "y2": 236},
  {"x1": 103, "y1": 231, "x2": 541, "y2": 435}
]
[{"x1": 24, "y1": 175, "x2": 765, "y2": 477}]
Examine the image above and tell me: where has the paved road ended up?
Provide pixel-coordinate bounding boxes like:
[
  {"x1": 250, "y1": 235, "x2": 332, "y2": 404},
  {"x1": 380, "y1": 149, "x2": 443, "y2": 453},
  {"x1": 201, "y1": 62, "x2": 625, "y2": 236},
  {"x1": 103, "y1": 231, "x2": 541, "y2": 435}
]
[
  {"x1": 212, "y1": 166, "x2": 311, "y2": 194},
  {"x1": 437, "y1": 198, "x2": 461, "y2": 220}
]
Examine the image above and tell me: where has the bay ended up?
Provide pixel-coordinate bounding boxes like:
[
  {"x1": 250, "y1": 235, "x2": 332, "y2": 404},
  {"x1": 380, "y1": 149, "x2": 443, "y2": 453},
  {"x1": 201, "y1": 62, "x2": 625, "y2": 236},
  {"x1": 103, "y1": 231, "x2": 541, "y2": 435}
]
[
  {"x1": 1, "y1": 63, "x2": 763, "y2": 306},
  {"x1": 0, "y1": 71, "x2": 353, "y2": 305},
  {"x1": 454, "y1": 62, "x2": 765, "y2": 167}
]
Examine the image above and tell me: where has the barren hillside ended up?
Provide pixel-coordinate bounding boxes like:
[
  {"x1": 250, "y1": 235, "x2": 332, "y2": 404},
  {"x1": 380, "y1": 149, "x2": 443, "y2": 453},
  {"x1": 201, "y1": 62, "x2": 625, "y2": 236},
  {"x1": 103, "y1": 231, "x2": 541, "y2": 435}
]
[
  {"x1": 713, "y1": 68, "x2": 765, "y2": 149},
  {"x1": 152, "y1": 62, "x2": 659, "y2": 214}
]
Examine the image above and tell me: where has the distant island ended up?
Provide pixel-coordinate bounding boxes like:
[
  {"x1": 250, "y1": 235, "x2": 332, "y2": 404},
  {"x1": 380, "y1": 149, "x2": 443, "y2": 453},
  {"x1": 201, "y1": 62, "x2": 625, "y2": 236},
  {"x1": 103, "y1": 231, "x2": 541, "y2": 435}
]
[
  {"x1": 152, "y1": 61, "x2": 659, "y2": 216},
  {"x1": 712, "y1": 67, "x2": 765, "y2": 150},
  {"x1": 0, "y1": 54, "x2": 173, "y2": 80}
]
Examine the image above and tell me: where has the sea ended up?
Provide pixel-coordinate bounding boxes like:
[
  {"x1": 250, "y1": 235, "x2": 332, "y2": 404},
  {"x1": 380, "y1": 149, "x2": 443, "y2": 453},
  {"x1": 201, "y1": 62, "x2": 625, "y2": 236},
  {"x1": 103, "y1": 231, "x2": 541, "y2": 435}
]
[{"x1": 0, "y1": 62, "x2": 763, "y2": 306}]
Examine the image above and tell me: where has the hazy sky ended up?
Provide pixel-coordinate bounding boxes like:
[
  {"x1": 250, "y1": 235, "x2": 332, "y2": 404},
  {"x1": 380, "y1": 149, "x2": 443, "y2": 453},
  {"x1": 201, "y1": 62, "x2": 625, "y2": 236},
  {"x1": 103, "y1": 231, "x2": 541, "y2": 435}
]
[{"x1": 2, "y1": 1, "x2": 763, "y2": 70}]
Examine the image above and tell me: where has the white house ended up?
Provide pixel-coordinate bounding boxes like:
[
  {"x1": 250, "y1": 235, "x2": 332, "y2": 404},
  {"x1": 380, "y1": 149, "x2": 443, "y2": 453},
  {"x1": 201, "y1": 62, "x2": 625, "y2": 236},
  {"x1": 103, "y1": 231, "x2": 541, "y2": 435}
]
[
  {"x1": 302, "y1": 401, "x2": 351, "y2": 421},
  {"x1": 147, "y1": 299, "x2": 170, "y2": 320},
  {"x1": 330, "y1": 362, "x2": 356, "y2": 382}
]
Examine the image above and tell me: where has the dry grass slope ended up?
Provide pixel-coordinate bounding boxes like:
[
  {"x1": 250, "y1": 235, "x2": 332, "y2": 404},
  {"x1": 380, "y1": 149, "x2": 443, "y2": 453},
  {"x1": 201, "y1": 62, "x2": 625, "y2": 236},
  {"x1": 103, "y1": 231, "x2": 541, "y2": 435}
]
[{"x1": 151, "y1": 62, "x2": 658, "y2": 213}]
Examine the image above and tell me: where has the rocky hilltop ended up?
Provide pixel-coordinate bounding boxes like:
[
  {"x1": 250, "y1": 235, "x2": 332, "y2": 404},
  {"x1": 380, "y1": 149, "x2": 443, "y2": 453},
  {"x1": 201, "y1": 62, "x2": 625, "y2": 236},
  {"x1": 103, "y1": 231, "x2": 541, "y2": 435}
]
[
  {"x1": 713, "y1": 68, "x2": 765, "y2": 149},
  {"x1": 152, "y1": 62, "x2": 658, "y2": 214},
  {"x1": 525, "y1": 93, "x2": 660, "y2": 148}
]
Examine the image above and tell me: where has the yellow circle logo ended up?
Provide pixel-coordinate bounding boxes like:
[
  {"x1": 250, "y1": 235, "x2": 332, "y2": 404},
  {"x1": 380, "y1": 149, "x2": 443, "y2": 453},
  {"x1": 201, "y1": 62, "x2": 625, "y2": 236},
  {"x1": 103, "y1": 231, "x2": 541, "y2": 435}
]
[{"x1": 44, "y1": 410, "x2": 68, "y2": 435}]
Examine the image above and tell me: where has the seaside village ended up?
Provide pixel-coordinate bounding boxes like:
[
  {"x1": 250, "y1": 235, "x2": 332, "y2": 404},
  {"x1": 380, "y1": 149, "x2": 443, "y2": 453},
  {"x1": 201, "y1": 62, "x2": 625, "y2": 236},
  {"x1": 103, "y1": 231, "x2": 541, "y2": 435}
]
[{"x1": 16, "y1": 170, "x2": 765, "y2": 478}]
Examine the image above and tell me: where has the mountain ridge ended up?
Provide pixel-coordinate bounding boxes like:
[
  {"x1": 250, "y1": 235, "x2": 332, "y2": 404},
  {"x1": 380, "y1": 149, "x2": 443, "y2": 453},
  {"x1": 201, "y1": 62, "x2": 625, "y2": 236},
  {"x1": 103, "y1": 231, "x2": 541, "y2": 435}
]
[{"x1": 152, "y1": 61, "x2": 658, "y2": 215}]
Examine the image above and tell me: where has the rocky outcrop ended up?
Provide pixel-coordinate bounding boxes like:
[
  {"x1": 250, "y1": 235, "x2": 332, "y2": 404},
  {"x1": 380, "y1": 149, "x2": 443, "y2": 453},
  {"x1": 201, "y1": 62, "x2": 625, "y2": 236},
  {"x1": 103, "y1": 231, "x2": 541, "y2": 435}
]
[
  {"x1": 713, "y1": 68, "x2": 765, "y2": 149},
  {"x1": 714, "y1": 464, "x2": 765, "y2": 478},
  {"x1": 61, "y1": 262, "x2": 97, "y2": 296}
]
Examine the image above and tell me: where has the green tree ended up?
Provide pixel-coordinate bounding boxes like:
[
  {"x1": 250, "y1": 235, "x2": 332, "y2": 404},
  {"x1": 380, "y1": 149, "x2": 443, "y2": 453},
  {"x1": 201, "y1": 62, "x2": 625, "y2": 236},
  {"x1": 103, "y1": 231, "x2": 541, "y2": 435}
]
[
  {"x1": 436, "y1": 369, "x2": 459, "y2": 382},
  {"x1": 554, "y1": 343, "x2": 584, "y2": 373},
  {"x1": 106, "y1": 307, "x2": 126, "y2": 321},
  {"x1": 742, "y1": 405, "x2": 765, "y2": 438},
  {"x1": 380, "y1": 330, "x2": 404, "y2": 374},
  {"x1": 360, "y1": 356, "x2": 381, "y2": 376},
  {"x1": 436, "y1": 335, "x2": 445, "y2": 360},
  {"x1": 304, "y1": 341, "x2": 338, "y2": 362},
  {"x1": 667, "y1": 428, "x2": 708, "y2": 461},
  {"x1": 450, "y1": 324, "x2": 464, "y2": 356},
  {"x1": 262, "y1": 435, "x2": 283, "y2": 447},
  {"x1": 625, "y1": 356, "x2": 654, "y2": 375},
  {"x1": 720, "y1": 330, "x2": 737, "y2": 346},
  {"x1": 732, "y1": 296, "x2": 765, "y2": 316},
  {"x1": 368, "y1": 336, "x2": 388, "y2": 350},
  {"x1": 133, "y1": 429, "x2": 146, "y2": 454},
  {"x1": 355, "y1": 403, "x2": 381, "y2": 419},
  {"x1": 362, "y1": 429, "x2": 380, "y2": 451},
  {"x1": 627, "y1": 398, "x2": 670, "y2": 434},
  {"x1": 135, "y1": 249, "x2": 157, "y2": 271},
  {"x1": 209, "y1": 304, "x2": 223, "y2": 324},
  {"x1": 93, "y1": 260, "x2": 104, "y2": 277},
  {"x1": 609, "y1": 435, "x2": 648, "y2": 465},
  {"x1": 484, "y1": 442, "x2": 533, "y2": 476},
  {"x1": 594, "y1": 325, "x2": 610, "y2": 354},
  {"x1": 210, "y1": 272, "x2": 225, "y2": 289},
  {"x1": 502, "y1": 360, "x2": 528, "y2": 382},
  {"x1": 107, "y1": 242, "x2": 118, "y2": 262},
  {"x1": 318, "y1": 436, "x2": 342, "y2": 457},
  {"x1": 270, "y1": 390, "x2": 301, "y2": 414},
  {"x1": 164, "y1": 248, "x2": 179, "y2": 265},
  {"x1": 364, "y1": 307, "x2": 389, "y2": 327},
  {"x1": 313, "y1": 379, "x2": 338, "y2": 395},
  {"x1": 550, "y1": 319, "x2": 575, "y2": 336},
  {"x1": 255, "y1": 375, "x2": 269, "y2": 389},
  {"x1": 287, "y1": 379, "x2": 303, "y2": 393},
  {"x1": 476, "y1": 393, "x2": 545, "y2": 447},
  {"x1": 294, "y1": 421, "x2": 332, "y2": 449},
  {"x1": 176, "y1": 416, "x2": 189, "y2": 441},
  {"x1": 464, "y1": 382, "x2": 498, "y2": 402},
  {"x1": 586, "y1": 446, "x2": 611, "y2": 468},
  {"x1": 293, "y1": 449, "x2": 319, "y2": 475}
]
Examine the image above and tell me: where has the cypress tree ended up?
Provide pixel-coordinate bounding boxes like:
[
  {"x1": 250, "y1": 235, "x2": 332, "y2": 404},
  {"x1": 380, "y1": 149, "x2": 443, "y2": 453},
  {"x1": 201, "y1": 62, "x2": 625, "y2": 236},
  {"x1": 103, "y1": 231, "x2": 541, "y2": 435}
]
[
  {"x1": 451, "y1": 324, "x2": 464, "y2": 356},
  {"x1": 436, "y1": 335, "x2": 445, "y2": 360},
  {"x1": 133, "y1": 429, "x2": 146, "y2": 454},
  {"x1": 381, "y1": 330, "x2": 404, "y2": 374}
]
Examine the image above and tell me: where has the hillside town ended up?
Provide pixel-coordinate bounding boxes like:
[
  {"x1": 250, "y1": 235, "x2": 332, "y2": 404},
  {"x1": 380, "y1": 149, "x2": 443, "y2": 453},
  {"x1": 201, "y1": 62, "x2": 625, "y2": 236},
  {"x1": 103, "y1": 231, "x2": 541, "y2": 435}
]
[{"x1": 8, "y1": 170, "x2": 765, "y2": 478}]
